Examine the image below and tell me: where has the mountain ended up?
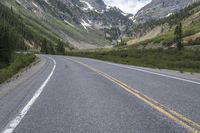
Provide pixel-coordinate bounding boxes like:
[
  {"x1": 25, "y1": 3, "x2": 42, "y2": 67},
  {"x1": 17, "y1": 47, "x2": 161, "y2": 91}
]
[
  {"x1": 1, "y1": 0, "x2": 133, "y2": 49},
  {"x1": 134, "y1": 0, "x2": 200, "y2": 23},
  {"x1": 82, "y1": 0, "x2": 107, "y2": 11},
  {"x1": 128, "y1": 1, "x2": 200, "y2": 49}
]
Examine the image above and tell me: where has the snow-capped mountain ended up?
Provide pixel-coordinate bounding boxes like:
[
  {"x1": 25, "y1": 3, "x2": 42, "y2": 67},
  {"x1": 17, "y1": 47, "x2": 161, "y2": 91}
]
[
  {"x1": 4, "y1": 0, "x2": 134, "y2": 48},
  {"x1": 16, "y1": 0, "x2": 133, "y2": 31}
]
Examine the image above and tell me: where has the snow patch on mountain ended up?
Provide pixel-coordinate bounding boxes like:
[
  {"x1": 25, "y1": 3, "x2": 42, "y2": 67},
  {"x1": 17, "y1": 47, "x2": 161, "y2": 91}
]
[
  {"x1": 44, "y1": 0, "x2": 50, "y2": 5},
  {"x1": 80, "y1": 1, "x2": 94, "y2": 10},
  {"x1": 81, "y1": 19, "x2": 92, "y2": 32},
  {"x1": 32, "y1": 2, "x2": 39, "y2": 9},
  {"x1": 15, "y1": 0, "x2": 22, "y2": 5},
  {"x1": 166, "y1": 13, "x2": 173, "y2": 17},
  {"x1": 64, "y1": 20, "x2": 75, "y2": 28}
]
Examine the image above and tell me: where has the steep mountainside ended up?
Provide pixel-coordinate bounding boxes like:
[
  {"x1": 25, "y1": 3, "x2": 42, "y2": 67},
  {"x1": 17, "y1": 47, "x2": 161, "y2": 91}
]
[
  {"x1": 128, "y1": 1, "x2": 200, "y2": 49},
  {"x1": 134, "y1": 0, "x2": 200, "y2": 23},
  {"x1": 1, "y1": 0, "x2": 133, "y2": 49}
]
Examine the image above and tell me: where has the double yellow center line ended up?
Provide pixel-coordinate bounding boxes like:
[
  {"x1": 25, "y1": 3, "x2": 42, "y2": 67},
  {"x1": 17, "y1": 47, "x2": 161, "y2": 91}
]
[{"x1": 68, "y1": 58, "x2": 200, "y2": 133}]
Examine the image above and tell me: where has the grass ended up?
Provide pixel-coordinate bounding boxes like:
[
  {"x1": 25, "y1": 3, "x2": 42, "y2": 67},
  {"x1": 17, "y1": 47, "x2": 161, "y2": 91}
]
[
  {"x1": 0, "y1": 54, "x2": 36, "y2": 84},
  {"x1": 20, "y1": 10, "x2": 62, "y2": 45},
  {"x1": 67, "y1": 48, "x2": 200, "y2": 73},
  {"x1": 183, "y1": 22, "x2": 200, "y2": 37}
]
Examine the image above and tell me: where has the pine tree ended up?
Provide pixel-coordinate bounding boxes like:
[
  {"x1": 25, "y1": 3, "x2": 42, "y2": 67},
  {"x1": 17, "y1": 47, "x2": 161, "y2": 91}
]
[
  {"x1": 0, "y1": 25, "x2": 13, "y2": 65},
  {"x1": 48, "y1": 44, "x2": 55, "y2": 55},
  {"x1": 40, "y1": 38, "x2": 48, "y2": 54},
  {"x1": 174, "y1": 23, "x2": 183, "y2": 50},
  {"x1": 56, "y1": 40, "x2": 65, "y2": 55}
]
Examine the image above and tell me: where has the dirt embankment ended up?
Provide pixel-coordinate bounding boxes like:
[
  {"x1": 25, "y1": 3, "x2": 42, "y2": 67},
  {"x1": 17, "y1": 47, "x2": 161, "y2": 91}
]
[
  {"x1": 183, "y1": 32, "x2": 200, "y2": 44},
  {"x1": 127, "y1": 26, "x2": 162, "y2": 45}
]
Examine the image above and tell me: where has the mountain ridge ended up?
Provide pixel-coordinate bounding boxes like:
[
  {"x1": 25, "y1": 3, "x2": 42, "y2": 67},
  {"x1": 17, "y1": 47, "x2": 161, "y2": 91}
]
[{"x1": 134, "y1": 0, "x2": 200, "y2": 23}]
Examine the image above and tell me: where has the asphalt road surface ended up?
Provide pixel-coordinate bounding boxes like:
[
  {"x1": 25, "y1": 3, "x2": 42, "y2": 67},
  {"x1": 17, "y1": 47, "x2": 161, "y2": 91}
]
[{"x1": 0, "y1": 55, "x2": 200, "y2": 133}]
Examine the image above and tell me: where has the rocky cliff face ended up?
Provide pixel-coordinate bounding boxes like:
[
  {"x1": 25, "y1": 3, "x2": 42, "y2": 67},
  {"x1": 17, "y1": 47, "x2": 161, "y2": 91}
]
[
  {"x1": 16, "y1": 0, "x2": 133, "y2": 32},
  {"x1": 82, "y1": 0, "x2": 107, "y2": 11},
  {"x1": 134, "y1": 0, "x2": 200, "y2": 23}
]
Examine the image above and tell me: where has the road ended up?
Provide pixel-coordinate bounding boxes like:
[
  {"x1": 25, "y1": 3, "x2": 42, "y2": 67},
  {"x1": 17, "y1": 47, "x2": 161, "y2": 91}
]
[{"x1": 0, "y1": 55, "x2": 200, "y2": 133}]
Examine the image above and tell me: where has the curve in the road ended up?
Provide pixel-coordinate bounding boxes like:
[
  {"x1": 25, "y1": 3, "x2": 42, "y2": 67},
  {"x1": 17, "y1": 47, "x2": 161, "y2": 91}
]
[
  {"x1": 67, "y1": 58, "x2": 200, "y2": 133},
  {"x1": 2, "y1": 56, "x2": 56, "y2": 133}
]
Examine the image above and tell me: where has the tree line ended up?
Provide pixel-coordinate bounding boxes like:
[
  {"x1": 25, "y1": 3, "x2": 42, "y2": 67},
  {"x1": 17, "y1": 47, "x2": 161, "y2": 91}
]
[
  {"x1": 40, "y1": 39, "x2": 66, "y2": 55},
  {"x1": 0, "y1": 3, "x2": 68, "y2": 69},
  {"x1": 0, "y1": 4, "x2": 27, "y2": 68}
]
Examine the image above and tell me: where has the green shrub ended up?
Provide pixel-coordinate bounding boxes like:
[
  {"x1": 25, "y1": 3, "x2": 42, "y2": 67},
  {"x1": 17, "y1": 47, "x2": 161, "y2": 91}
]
[{"x1": 0, "y1": 54, "x2": 36, "y2": 83}]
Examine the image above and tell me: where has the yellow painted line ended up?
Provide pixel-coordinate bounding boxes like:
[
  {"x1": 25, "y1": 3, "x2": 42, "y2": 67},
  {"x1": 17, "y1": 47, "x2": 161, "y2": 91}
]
[{"x1": 67, "y1": 58, "x2": 200, "y2": 133}]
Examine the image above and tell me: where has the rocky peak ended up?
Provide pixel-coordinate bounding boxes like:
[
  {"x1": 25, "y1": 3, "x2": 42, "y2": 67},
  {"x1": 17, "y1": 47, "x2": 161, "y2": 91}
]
[
  {"x1": 134, "y1": 0, "x2": 200, "y2": 23},
  {"x1": 81, "y1": 0, "x2": 106, "y2": 11}
]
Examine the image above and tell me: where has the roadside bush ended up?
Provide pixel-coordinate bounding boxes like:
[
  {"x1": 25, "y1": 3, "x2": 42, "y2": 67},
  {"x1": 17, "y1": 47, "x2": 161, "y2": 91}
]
[{"x1": 0, "y1": 54, "x2": 36, "y2": 83}]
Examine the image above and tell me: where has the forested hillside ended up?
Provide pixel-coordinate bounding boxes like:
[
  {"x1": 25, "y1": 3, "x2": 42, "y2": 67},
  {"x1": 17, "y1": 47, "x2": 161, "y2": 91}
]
[
  {"x1": 0, "y1": 3, "x2": 68, "y2": 68},
  {"x1": 0, "y1": 3, "x2": 26, "y2": 68}
]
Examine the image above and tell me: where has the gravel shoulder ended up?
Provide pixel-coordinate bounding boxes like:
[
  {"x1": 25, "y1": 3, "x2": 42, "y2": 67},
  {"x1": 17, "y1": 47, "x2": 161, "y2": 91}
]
[{"x1": 0, "y1": 55, "x2": 45, "y2": 101}]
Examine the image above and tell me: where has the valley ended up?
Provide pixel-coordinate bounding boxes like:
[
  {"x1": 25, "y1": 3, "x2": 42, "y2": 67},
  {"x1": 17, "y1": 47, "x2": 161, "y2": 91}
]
[
  {"x1": 1, "y1": 1, "x2": 200, "y2": 133},
  {"x1": 1, "y1": 0, "x2": 134, "y2": 49}
]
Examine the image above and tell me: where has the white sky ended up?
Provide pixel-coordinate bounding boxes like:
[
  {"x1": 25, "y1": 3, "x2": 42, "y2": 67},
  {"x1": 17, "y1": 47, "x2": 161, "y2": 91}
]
[{"x1": 104, "y1": 0, "x2": 151, "y2": 15}]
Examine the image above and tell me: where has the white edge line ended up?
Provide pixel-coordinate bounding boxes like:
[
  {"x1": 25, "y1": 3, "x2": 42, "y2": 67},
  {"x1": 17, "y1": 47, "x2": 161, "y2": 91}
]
[
  {"x1": 2, "y1": 56, "x2": 56, "y2": 133},
  {"x1": 78, "y1": 58, "x2": 200, "y2": 85}
]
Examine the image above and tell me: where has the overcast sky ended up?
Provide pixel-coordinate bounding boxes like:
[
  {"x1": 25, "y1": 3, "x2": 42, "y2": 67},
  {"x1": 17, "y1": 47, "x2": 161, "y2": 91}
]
[{"x1": 104, "y1": 0, "x2": 151, "y2": 15}]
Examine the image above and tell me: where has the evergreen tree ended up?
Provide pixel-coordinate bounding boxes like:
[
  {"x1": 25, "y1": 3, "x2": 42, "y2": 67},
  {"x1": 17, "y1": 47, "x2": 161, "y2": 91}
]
[
  {"x1": 40, "y1": 39, "x2": 48, "y2": 54},
  {"x1": 0, "y1": 25, "x2": 13, "y2": 65},
  {"x1": 174, "y1": 23, "x2": 183, "y2": 50},
  {"x1": 0, "y1": 3, "x2": 31, "y2": 67},
  {"x1": 48, "y1": 44, "x2": 55, "y2": 55},
  {"x1": 56, "y1": 40, "x2": 65, "y2": 55}
]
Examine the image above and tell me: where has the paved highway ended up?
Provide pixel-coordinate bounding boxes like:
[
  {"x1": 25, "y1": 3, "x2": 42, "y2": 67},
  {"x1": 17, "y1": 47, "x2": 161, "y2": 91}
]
[{"x1": 0, "y1": 55, "x2": 200, "y2": 133}]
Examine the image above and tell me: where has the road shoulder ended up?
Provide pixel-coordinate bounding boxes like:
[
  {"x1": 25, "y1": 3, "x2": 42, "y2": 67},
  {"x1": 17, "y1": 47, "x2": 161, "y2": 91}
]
[{"x1": 0, "y1": 56, "x2": 45, "y2": 98}]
